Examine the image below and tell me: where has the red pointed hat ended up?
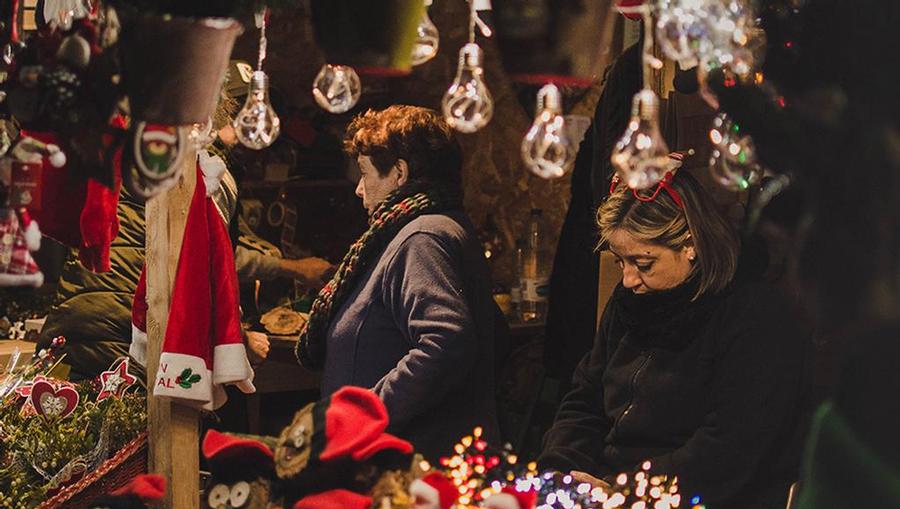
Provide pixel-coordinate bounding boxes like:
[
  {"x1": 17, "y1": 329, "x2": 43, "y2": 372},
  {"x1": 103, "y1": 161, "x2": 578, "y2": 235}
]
[
  {"x1": 615, "y1": 0, "x2": 644, "y2": 20},
  {"x1": 202, "y1": 429, "x2": 274, "y2": 473},
  {"x1": 409, "y1": 472, "x2": 459, "y2": 509},
  {"x1": 292, "y1": 489, "x2": 372, "y2": 509},
  {"x1": 319, "y1": 386, "x2": 413, "y2": 462},
  {"x1": 483, "y1": 486, "x2": 538, "y2": 509},
  {"x1": 109, "y1": 474, "x2": 166, "y2": 501}
]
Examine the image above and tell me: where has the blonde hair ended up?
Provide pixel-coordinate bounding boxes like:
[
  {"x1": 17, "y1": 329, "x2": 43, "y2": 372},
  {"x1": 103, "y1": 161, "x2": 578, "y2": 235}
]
[{"x1": 597, "y1": 171, "x2": 739, "y2": 299}]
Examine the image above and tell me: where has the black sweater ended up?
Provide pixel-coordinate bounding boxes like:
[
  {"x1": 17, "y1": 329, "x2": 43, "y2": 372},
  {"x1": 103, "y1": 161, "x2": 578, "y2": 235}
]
[{"x1": 540, "y1": 275, "x2": 811, "y2": 509}]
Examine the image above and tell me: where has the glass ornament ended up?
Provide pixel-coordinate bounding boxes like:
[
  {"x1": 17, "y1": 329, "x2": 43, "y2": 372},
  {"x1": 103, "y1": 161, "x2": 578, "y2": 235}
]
[
  {"x1": 442, "y1": 43, "x2": 493, "y2": 133},
  {"x1": 312, "y1": 64, "x2": 362, "y2": 114},
  {"x1": 708, "y1": 113, "x2": 762, "y2": 190},
  {"x1": 521, "y1": 84, "x2": 576, "y2": 179},
  {"x1": 611, "y1": 89, "x2": 671, "y2": 190},
  {"x1": 233, "y1": 71, "x2": 281, "y2": 150},
  {"x1": 411, "y1": 0, "x2": 440, "y2": 66}
]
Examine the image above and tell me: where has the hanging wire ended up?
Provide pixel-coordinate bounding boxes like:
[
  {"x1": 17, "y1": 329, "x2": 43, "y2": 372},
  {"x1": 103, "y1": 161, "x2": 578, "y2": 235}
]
[
  {"x1": 255, "y1": 7, "x2": 269, "y2": 71},
  {"x1": 468, "y1": 0, "x2": 492, "y2": 44}
]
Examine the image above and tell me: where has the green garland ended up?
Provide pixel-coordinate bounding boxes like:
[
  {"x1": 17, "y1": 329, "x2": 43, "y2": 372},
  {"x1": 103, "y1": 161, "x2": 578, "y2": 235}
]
[{"x1": 0, "y1": 385, "x2": 146, "y2": 509}]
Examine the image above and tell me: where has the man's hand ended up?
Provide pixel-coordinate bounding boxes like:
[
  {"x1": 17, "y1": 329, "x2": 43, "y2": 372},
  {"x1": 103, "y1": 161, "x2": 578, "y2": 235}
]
[
  {"x1": 570, "y1": 470, "x2": 612, "y2": 490},
  {"x1": 246, "y1": 331, "x2": 270, "y2": 365},
  {"x1": 279, "y1": 257, "x2": 335, "y2": 287}
]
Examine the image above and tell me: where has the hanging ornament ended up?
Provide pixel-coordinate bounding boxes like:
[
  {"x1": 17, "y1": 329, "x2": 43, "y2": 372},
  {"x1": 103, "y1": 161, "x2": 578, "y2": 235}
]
[
  {"x1": 611, "y1": 89, "x2": 671, "y2": 190},
  {"x1": 521, "y1": 84, "x2": 576, "y2": 179},
  {"x1": 411, "y1": 0, "x2": 440, "y2": 66},
  {"x1": 442, "y1": 0, "x2": 493, "y2": 133},
  {"x1": 611, "y1": 11, "x2": 669, "y2": 190},
  {"x1": 30, "y1": 378, "x2": 79, "y2": 419},
  {"x1": 234, "y1": 8, "x2": 280, "y2": 149},
  {"x1": 97, "y1": 357, "x2": 138, "y2": 402},
  {"x1": 708, "y1": 113, "x2": 762, "y2": 190},
  {"x1": 133, "y1": 123, "x2": 187, "y2": 182},
  {"x1": 312, "y1": 63, "x2": 362, "y2": 114},
  {"x1": 189, "y1": 116, "x2": 215, "y2": 150},
  {"x1": 2, "y1": 0, "x2": 26, "y2": 67}
]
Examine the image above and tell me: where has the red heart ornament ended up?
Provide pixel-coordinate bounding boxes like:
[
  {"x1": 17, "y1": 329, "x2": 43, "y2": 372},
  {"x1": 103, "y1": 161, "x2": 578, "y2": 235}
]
[{"x1": 30, "y1": 380, "x2": 79, "y2": 419}]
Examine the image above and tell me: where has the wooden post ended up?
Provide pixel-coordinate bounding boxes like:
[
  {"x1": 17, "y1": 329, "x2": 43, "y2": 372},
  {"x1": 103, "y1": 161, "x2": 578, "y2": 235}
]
[{"x1": 145, "y1": 151, "x2": 200, "y2": 509}]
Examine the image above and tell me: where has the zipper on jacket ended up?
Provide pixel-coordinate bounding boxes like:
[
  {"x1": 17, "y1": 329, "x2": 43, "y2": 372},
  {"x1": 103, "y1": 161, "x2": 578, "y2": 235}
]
[{"x1": 612, "y1": 350, "x2": 653, "y2": 437}]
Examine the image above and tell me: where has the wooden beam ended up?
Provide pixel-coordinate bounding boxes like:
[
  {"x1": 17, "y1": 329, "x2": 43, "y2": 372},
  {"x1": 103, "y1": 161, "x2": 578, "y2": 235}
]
[{"x1": 145, "y1": 150, "x2": 200, "y2": 509}]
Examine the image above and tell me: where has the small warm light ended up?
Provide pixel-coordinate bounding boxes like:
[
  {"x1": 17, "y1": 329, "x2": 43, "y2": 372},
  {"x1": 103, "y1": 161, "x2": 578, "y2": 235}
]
[
  {"x1": 641, "y1": 461, "x2": 652, "y2": 471},
  {"x1": 474, "y1": 426, "x2": 483, "y2": 438},
  {"x1": 419, "y1": 460, "x2": 431, "y2": 471},
  {"x1": 616, "y1": 473, "x2": 629, "y2": 485},
  {"x1": 462, "y1": 435, "x2": 473, "y2": 447}
]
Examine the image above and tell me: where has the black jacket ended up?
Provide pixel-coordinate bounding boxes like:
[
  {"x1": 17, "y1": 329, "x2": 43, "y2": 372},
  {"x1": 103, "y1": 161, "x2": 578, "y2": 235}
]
[{"x1": 540, "y1": 274, "x2": 811, "y2": 509}]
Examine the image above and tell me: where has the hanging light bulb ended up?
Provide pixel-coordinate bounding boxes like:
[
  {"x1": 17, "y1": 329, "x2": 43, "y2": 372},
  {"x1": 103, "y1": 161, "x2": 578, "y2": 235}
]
[
  {"x1": 521, "y1": 84, "x2": 576, "y2": 179},
  {"x1": 611, "y1": 89, "x2": 671, "y2": 190},
  {"x1": 411, "y1": 0, "x2": 440, "y2": 66},
  {"x1": 708, "y1": 113, "x2": 762, "y2": 190},
  {"x1": 234, "y1": 8, "x2": 281, "y2": 150},
  {"x1": 442, "y1": 43, "x2": 493, "y2": 133},
  {"x1": 234, "y1": 71, "x2": 281, "y2": 150},
  {"x1": 312, "y1": 64, "x2": 362, "y2": 114}
]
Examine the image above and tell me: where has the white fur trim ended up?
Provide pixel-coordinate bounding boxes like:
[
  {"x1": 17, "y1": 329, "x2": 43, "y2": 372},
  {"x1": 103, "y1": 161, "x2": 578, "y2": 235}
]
[
  {"x1": 129, "y1": 324, "x2": 147, "y2": 367},
  {"x1": 483, "y1": 493, "x2": 520, "y2": 509},
  {"x1": 409, "y1": 479, "x2": 441, "y2": 509},
  {"x1": 0, "y1": 271, "x2": 43, "y2": 287},
  {"x1": 153, "y1": 352, "x2": 213, "y2": 407},
  {"x1": 23, "y1": 221, "x2": 41, "y2": 251},
  {"x1": 199, "y1": 150, "x2": 227, "y2": 197},
  {"x1": 212, "y1": 343, "x2": 255, "y2": 392}
]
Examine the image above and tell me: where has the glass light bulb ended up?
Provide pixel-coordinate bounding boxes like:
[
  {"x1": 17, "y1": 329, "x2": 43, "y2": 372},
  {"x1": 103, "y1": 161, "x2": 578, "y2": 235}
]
[
  {"x1": 521, "y1": 84, "x2": 576, "y2": 179},
  {"x1": 611, "y1": 89, "x2": 671, "y2": 190},
  {"x1": 411, "y1": 1, "x2": 440, "y2": 66},
  {"x1": 708, "y1": 113, "x2": 762, "y2": 190},
  {"x1": 442, "y1": 43, "x2": 494, "y2": 133},
  {"x1": 312, "y1": 64, "x2": 361, "y2": 114},
  {"x1": 233, "y1": 71, "x2": 281, "y2": 150}
]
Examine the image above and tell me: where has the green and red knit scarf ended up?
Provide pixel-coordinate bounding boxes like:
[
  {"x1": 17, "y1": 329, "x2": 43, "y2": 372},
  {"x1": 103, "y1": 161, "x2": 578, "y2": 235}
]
[{"x1": 296, "y1": 182, "x2": 461, "y2": 368}]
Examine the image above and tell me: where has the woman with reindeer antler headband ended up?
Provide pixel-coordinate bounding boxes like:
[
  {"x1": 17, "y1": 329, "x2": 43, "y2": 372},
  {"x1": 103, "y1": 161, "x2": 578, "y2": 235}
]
[{"x1": 540, "y1": 166, "x2": 811, "y2": 509}]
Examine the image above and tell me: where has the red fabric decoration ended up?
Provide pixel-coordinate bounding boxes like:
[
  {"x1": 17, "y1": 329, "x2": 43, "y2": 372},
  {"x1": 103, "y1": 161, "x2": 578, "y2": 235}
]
[
  {"x1": 110, "y1": 474, "x2": 166, "y2": 501},
  {"x1": 151, "y1": 165, "x2": 254, "y2": 410},
  {"x1": 78, "y1": 135, "x2": 123, "y2": 272},
  {"x1": 129, "y1": 268, "x2": 148, "y2": 366},
  {"x1": 202, "y1": 429, "x2": 274, "y2": 472},
  {"x1": 320, "y1": 386, "x2": 413, "y2": 463},
  {"x1": 616, "y1": 0, "x2": 644, "y2": 21},
  {"x1": 292, "y1": 489, "x2": 373, "y2": 509},
  {"x1": 410, "y1": 472, "x2": 459, "y2": 509},
  {"x1": 483, "y1": 487, "x2": 538, "y2": 509}
]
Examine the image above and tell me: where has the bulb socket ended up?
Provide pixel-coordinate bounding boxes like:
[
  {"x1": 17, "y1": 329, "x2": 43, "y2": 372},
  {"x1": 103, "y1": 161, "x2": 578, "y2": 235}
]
[
  {"x1": 250, "y1": 70, "x2": 269, "y2": 92},
  {"x1": 632, "y1": 89, "x2": 660, "y2": 121},
  {"x1": 460, "y1": 43, "x2": 483, "y2": 68},
  {"x1": 537, "y1": 84, "x2": 563, "y2": 113}
]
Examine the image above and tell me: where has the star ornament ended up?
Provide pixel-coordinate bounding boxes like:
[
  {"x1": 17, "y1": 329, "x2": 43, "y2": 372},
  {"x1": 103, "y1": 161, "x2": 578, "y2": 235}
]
[{"x1": 97, "y1": 358, "x2": 137, "y2": 402}]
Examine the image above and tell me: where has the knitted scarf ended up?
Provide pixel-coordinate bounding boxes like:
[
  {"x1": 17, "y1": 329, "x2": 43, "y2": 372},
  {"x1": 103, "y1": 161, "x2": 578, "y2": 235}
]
[{"x1": 296, "y1": 181, "x2": 461, "y2": 368}]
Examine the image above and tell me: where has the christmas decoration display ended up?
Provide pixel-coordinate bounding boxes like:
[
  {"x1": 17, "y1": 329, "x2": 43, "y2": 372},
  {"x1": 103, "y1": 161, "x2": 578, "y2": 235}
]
[
  {"x1": 234, "y1": 8, "x2": 280, "y2": 150},
  {"x1": 0, "y1": 205, "x2": 43, "y2": 287},
  {"x1": 0, "y1": 349, "x2": 147, "y2": 509},
  {"x1": 707, "y1": 113, "x2": 763, "y2": 191},
  {"x1": 442, "y1": 0, "x2": 494, "y2": 133},
  {"x1": 521, "y1": 84, "x2": 576, "y2": 180},
  {"x1": 312, "y1": 64, "x2": 362, "y2": 114},
  {"x1": 410, "y1": 0, "x2": 440, "y2": 67}
]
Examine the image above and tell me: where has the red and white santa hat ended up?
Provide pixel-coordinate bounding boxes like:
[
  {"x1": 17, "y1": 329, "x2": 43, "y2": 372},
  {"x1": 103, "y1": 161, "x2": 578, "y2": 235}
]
[
  {"x1": 292, "y1": 489, "x2": 372, "y2": 509},
  {"x1": 615, "y1": 0, "x2": 644, "y2": 21},
  {"x1": 140, "y1": 124, "x2": 179, "y2": 144},
  {"x1": 483, "y1": 487, "x2": 538, "y2": 509},
  {"x1": 409, "y1": 472, "x2": 459, "y2": 509},
  {"x1": 131, "y1": 165, "x2": 254, "y2": 410}
]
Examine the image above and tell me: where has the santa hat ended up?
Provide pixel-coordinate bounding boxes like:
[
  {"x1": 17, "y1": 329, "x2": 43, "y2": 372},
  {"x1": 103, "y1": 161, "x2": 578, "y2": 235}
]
[
  {"x1": 615, "y1": 0, "x2": 644, "y2": 21},
  {"x1": 202, "y1": 429, "x2": 275, "y2": 476},
  {"x1": 483, "y1": 487, "x2": 538, "y2": 509},
  {"x1": 409, "y1": 472, "x2": 459, "y2": 509},
  {"x1": 89, "y1": 474, "x2": 166, "y2": 509},
  {"x1": 275, "y1": 386, "x2": 413, "y2": 479},
  {"x1": 150, "y1": 165, "x2": 254, "y2": 410},
  {"x1": 129, "y1": 268, "x2": 148, "y2": 366},
  {"x1": 292, "y1": 489, "x2": 372, "y2": 509},
  {"x1": 140, "y1": 125, "x2": 178, "y2": 144}
]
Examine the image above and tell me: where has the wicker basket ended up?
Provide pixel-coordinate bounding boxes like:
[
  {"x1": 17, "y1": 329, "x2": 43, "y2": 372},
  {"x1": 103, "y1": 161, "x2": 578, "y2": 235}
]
[{"x1": 36, "y1": 432, "x2": 149, "y2": 509}]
